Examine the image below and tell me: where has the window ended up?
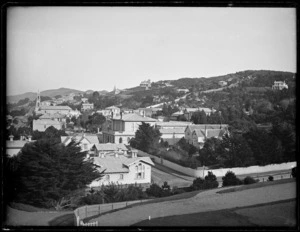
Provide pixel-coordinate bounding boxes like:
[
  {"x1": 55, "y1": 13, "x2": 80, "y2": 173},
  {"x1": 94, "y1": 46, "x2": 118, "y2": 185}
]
[
  {"x1": 119, "y1": 137, "x2": 123, "y2": 144},
  {"x1": 135, "y1": 164, "x2": 145, "y2": 179},
  {"x1": 119, "y1": 174, "x2": 123, "y2": 180}
]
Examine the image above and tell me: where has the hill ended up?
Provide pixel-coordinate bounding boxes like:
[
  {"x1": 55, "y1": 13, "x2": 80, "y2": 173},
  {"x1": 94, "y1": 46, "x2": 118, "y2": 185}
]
[{"x1": 7, "y1": 88, "x2": 84, "y2": 103}]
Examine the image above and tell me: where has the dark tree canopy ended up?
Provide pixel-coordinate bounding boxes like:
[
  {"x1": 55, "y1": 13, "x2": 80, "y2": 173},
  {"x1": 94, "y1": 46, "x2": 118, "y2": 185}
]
[
  {"x1": 9, "y1": 139, "x2": 103, "y2": 208},
  {"x1": 130, "y1": 122, "x2": 161, "y2": 154}
]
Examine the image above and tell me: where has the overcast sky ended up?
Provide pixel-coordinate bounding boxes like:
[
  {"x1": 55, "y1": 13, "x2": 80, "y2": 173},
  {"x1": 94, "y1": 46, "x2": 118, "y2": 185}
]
[{"x1": 7, "y1": 7, "x2": 296, "y2": 96}]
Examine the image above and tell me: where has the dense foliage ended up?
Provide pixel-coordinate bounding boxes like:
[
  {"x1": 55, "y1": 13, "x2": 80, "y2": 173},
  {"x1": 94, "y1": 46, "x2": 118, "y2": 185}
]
[
  {"x1": 190, "y1": 172, "x2": 219, "y2": 190},
  {"x1": 130, "y1": 122, "x2": 162, "y2": 154},
  {"x1": 6, "y1": 139, "x2": 103, "y2": 208}
]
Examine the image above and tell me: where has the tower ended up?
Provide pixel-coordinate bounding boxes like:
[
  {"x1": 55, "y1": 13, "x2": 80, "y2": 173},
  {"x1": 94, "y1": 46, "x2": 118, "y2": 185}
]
[{"x1": 35, "y1": 90, "x2": 41, "y2": 112}]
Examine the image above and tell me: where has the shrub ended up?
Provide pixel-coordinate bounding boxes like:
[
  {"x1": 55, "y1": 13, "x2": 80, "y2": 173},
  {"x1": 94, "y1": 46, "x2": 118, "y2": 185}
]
[
  {"x1": 146, "y1": 183, "x2": 164, "y2": 198},
  {"x1": 268, "y1": 176, "x2": 274, "y2": 181},
  {"x1": 191, "y1": 172, "x2": 219, "y2": 190},
  {"x1": 222, "y1": 171, "x2": 243, "y2": 187},
  {"x1": 243, "y1": 176, "x2": 257, "y2": 185}
]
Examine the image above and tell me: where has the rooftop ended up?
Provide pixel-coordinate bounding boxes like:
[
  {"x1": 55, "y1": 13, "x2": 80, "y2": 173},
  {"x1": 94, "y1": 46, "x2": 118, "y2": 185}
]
[
  {"x1": 61, "y1": 134, "x2": 99, "y2": 144},
  {"x1": 94, "y1": 143, "x2": 128, "y2": 151},
  {"x1": 113, "y1": 113, "x2": 157, "y2": 122},
  {"x1": 40, "y1": 105, "x2": 72, "y2": 110},
  {"x1": 92, "y1": 155, "x2": 154, "y2": 173}
]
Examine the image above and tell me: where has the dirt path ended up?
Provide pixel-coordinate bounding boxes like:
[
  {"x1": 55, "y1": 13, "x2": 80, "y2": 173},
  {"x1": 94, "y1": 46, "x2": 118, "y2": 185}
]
[{"x1": 90, "y1": 181, "x2": 296, "y2": 226}]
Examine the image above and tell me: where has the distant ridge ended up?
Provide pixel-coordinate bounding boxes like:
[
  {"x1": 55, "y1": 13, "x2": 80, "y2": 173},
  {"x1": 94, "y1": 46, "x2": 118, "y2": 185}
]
[{"x1": 7, "y1": 88, "x2": 84, "y2": 103}]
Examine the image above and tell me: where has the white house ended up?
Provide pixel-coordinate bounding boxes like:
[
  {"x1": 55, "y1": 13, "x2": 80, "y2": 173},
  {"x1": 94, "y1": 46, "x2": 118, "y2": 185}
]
[
  {"x1": 91, "y1": 143, "x2": 128, "y2": 157},
  {"x1": 140, "y1": 79, "x2": 151, "y2": 89},
  {"x1": 81, "y1": 102, "x2": 94, "y2": 111},
  {"x1": 89, "y1": 151, "x2": 154, "y2": 187},
  {"x1": 272, "y1": 81, "x2": 288, "y2": 90}
]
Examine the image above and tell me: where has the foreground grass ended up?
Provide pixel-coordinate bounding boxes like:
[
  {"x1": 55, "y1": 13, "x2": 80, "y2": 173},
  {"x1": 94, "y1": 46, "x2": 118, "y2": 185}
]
[
  {"x1": 217, "y1": 178, "x2": 295, "y2": 194},
  {"x1": 132, "y1": 199, "x2": 296, "y2": 227}
]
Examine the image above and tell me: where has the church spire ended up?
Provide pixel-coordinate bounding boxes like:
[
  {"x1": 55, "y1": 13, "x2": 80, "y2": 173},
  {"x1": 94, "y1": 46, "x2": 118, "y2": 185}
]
[{"x1": 35, "y1": 90, "x2": 41, "y2": 112}]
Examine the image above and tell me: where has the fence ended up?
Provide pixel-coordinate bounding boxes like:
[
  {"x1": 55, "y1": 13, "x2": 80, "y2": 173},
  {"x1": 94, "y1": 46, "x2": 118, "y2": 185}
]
[{"x1": 74, "y1": 199, "x2": 150, "y2": 226}]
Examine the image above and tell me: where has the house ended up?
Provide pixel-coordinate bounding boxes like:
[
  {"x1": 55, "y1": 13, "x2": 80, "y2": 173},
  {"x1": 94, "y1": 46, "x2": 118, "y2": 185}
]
[
  {"x1": 170, "y1": 110, "x2": 185, "y2": 121},
  {"x1": 137, "y1": 108, "x2": 162, "y2": 118},
  {"x1": 81, "y1": 98, "x2": 88, "y2": 103},
  {"x1": 218, "y1": 81, "x2": 228, "y2": 87},
  {"x1": 140, "y1": 79, "x2": 151, "y2": 89},
  {"x1": 81, "y1": 102, "x2": 94, "y2": 111},
  {"x1": 40, "y1": 101, "x2": 52, "y2": 106},
  {"x1": 272, "y1": 81, "x2": 288, "y2": 90},
  {"x1": 102, "y1": 113, "x2": 157, "y2": 144},
  {"x1": 33, "y1": 119, "x2": 65, "y2": 132},
  {"x1": 6, "y1": 135, "x2": 34, "y2": 157},
  {"x1": 183, "y1": 107, "x2": 216, "y2": 120},
  {"x1": 89, "y1": 151, "x2": 154, "y2": 187},
  {"x1": 185, "y1": 124, "x2": 228, "y2": 145},
  {"x1": 191, "y1": 127, "x2": 228, "y2": 149},
  {"x1": 155, "y1": 121, "x2": 193, "y2": 145},
  {"x1": 66, "y1": 109, "x2": 81, "y2": 119},
  {"x1": 61, "y1": 133, "x2": 99, "y2": 153},
  {"x1": 98, "y1": 106, "x2": 121, "y2": 118},
  {"x1": 90, "y1": 143, "x2": 128, "y2": 157}
]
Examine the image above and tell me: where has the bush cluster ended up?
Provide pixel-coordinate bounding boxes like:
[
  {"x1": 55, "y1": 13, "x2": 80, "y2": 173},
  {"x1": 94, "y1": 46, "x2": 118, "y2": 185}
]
[{"x1": 191, "y1": 172, "x2": 219, "y2": 190}]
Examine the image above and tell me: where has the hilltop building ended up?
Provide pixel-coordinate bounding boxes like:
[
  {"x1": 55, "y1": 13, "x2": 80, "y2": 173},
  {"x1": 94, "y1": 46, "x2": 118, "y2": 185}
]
[
  {"x1": 218, "y1": 81, "x2": 228, "y2": 87},
  {"x1": 272, "y1": 81, "x2": 288, "y2": 90},
  {"x1": 140, "y1": 79, "x2": 151, "y2": 89}
]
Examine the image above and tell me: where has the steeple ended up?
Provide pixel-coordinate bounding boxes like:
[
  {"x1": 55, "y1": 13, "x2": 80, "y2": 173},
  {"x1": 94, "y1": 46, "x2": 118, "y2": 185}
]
[{"x1": 35, "y1": 90, "x2": 41, "y2": 112}]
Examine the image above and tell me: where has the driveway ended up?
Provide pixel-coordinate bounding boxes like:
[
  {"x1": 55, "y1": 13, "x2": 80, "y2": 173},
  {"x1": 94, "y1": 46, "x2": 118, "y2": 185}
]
[{"x1": 90, "y1": 181, "x2": 296, "y2": 226}]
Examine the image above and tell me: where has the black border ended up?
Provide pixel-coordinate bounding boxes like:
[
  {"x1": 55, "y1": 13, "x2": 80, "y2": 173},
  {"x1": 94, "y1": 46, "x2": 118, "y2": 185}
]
[{"x1": 1, "y1": 1, "x2": 299, "y2": 231}]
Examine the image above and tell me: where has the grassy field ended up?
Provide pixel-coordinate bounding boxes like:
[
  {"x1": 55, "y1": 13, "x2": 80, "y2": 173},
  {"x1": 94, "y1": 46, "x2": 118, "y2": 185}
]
[{"x1": 132, "y1": 199, "x2": 296, "y2": 227}]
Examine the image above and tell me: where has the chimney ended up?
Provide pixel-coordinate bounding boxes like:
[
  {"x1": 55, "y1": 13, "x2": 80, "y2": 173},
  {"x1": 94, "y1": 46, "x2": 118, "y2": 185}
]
[
  {"x1": 97, "y1": 128, "x2": 100, "y2": 133},
  {"x1": 9, "y1": 135, "x2": 14, "y2": 141},
  {"x1": 28, "y1": 135, "x2": 32, "y2": 141},
  {"x1": 120, "y1": 111, "x2": 123, "y2": 119}
]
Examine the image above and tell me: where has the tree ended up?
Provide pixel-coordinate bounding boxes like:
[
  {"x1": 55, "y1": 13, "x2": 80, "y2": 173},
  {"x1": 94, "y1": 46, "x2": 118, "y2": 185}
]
[
  {"x1": 130, "y1": 122, "x2": 161, "y2": 154},
  {"x1": 222, "y1": 171, "x2": 243, "y2": 187},
  {"x1": 54, "y1": 95, "x2": 62, "y2": 99},
  {"x1": 12, "y1": 139, "x2": 103, "y2": 208},
  {"x1": 191, "y1": 110, "x2": 207, "y2": 124},
  {"x1": 198, "y1": 137, "x2": 224, "y2": 167}
]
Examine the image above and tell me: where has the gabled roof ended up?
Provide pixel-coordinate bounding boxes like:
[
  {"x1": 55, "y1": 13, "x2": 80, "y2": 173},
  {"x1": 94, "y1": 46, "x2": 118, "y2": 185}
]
[
  {"x1": 159, "y1": 128, "x2": 186, "y2": 134},
  {"x1": 193, "y1": 129, "x2": 206, "y2": 137},
  {"x1": 93, "y1": 155, "x2": 154, "y2": 174},
  {"x1": 114, "y1": 113, "x2": 157, "y2": 122},
  {"x1": 6, "y1": 140, "x2": 28, "y2": 148},
  {"x1": 61, "y1": 134, "x2": 99, "y2": 145},
  {"x1": 40, "y1": 106, "x2": 72, "y2": 110},
  {"x1": 94, "y1": 143, "x2": 128, "y2": 151}
]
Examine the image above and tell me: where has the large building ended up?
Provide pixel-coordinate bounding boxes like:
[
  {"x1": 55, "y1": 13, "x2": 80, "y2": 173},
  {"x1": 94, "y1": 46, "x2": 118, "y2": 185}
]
[
  {"x1": 35, "y1": 91, "x2": 72, "y2": 115},
  {"x1": 140, "y1": 79, "x2": 151, "y2": 89},
  {"x1": 102, "y1": 113, "x2": 157, "y2": 144}
]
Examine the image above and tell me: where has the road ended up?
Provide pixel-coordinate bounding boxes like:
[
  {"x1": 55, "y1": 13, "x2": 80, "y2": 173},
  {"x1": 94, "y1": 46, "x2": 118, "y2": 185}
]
[
  {"x1": 151, "y1": 160, "x2": 293, "y2": 188},
  {"x1": 89, "y1": 180, "x2": 296, "y2": 226}
]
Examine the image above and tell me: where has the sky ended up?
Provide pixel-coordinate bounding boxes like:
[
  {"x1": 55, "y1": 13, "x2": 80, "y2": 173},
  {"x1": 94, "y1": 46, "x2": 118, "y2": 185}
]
[{"x1": 7, "y1": 7, "x2": 296, "y2": 96}]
